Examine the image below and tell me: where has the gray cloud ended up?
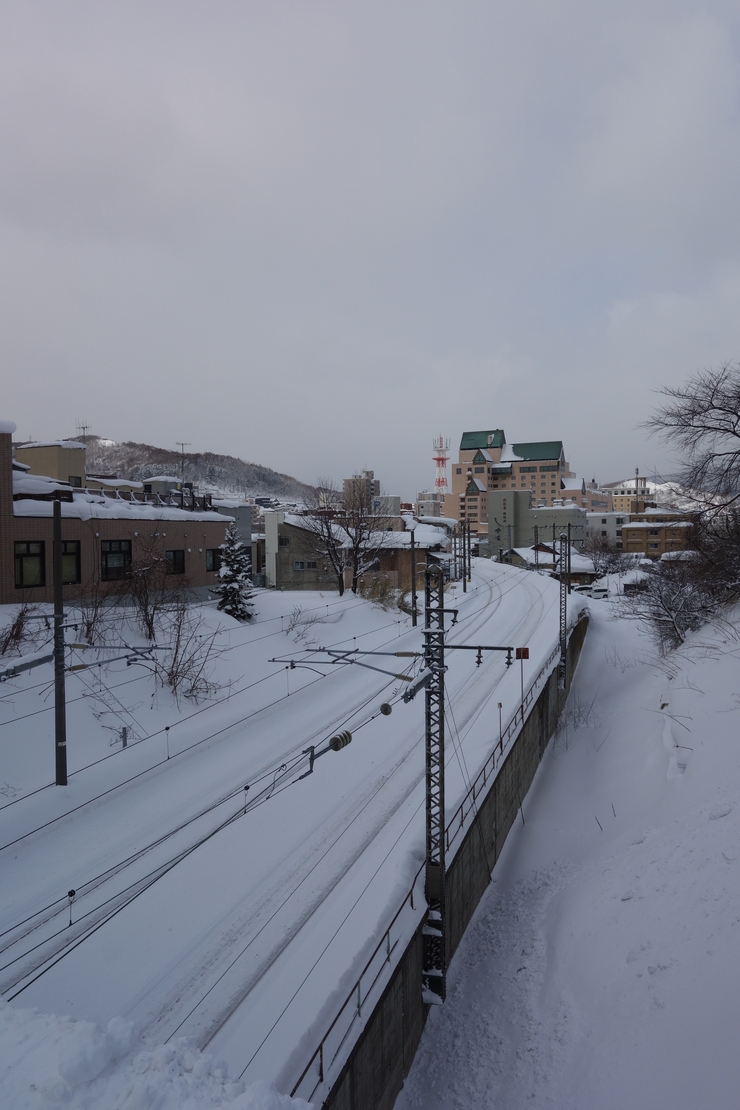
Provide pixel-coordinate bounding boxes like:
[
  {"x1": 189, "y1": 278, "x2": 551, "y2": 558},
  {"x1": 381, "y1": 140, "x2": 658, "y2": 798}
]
[{"x1": 2, "y1": 1, "x2": 740, "y2": 494}]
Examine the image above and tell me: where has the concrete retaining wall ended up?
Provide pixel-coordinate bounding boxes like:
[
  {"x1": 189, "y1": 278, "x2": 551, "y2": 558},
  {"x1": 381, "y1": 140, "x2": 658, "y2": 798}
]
[{"x1": 324, "y1": 615, "x2": 588, "y2": 1110}]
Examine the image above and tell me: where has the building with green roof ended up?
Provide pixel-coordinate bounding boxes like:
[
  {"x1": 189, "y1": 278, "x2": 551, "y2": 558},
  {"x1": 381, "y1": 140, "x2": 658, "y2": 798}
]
[{"x1": 446, "y1": 429, "x2": 578, "y2": 537}]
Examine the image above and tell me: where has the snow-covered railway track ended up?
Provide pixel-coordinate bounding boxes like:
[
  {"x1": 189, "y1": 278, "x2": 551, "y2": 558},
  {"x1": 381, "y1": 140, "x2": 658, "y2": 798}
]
[
  {"x1": 141, "y1": 572, "x2": 549, "y2": 1051},
  {"x1": 3, "y1": 564, "x2": 560, "y2": 1085}
]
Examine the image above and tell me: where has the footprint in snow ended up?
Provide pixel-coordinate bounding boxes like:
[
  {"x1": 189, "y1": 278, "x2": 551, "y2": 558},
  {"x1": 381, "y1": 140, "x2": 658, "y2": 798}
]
[{"x1": 709, "y1": 803, "x2": 733, "y2": 821}]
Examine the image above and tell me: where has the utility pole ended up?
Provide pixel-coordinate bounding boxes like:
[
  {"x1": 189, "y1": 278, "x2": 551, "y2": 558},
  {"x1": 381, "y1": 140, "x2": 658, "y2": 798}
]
[
  {"x1": 467, "y1": 522, "x2": 472, "y2": 583},
  {"x1": 558, "y1": 532, "x2": 568, "y2": 691},
  {"x1": 176, "y1": 442, "x2": 191, "y2": 485},
  {"x1": 53, "y1": 498, "x2": 68, "y2": 785},
  {"x1": 534, "y1": 524, "x2": 539, "y2": 569},
  {"x1": 567, "y1": 522, "x2": 572, "y2": 595},
  {"x1": 461, "y1": 523, "x2": 467, "y2": 593},
  {"x1": 410, "y1": 526, "x2": 418, "y2": 627},
  {"x1": 422, "y1": 565, "x2": 446, "y2": 1004}
]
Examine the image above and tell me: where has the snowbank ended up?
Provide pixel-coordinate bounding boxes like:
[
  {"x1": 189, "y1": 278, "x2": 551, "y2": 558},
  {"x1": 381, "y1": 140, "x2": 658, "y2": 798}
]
[
  {"x1": 397, "y1": 601, "x2": 740, "y2": 1110},
  {"x1": 0, "y1": 998, "x2": 311, "y2": 1110}
]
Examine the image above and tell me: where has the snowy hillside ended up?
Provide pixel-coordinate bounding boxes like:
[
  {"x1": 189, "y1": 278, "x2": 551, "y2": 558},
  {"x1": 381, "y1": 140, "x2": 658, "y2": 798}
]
[
  {"x1": 396, "y1": 600, "x2": 740, "y2": 1110},
  {"x1": 83, "y1": 436, "x2": 315, "y2": 502}
]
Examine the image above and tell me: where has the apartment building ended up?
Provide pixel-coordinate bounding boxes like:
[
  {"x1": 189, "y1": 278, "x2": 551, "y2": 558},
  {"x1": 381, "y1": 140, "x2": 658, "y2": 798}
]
[
  {"x1": 601, "y1": 476, "x2": 655, "y2": 514},
  {"x1": 343, "y1": 470, "x2": 380, "y2": 511},
  {"x1": 621, "y1": 520, "x2": 695, "y2": 558},
  {"x1": 444, "y1": 429, "x2": 606, "y2": 536},
  {"x1": 587, "y1": 511, "x2": 630, "y2": 548}
]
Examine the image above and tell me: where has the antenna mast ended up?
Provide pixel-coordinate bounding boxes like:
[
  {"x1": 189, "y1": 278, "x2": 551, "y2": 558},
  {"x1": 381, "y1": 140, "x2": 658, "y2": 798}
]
[{"x1": 432, "y1": 435, "x2": 450, "y2": 497}]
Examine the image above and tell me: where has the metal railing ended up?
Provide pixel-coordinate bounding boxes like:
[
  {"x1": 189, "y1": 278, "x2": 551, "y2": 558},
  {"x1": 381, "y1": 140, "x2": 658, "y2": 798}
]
[
  {"x1": 445, "y1": 632, "x2": 566, "y2": 853},
  {"x1": 290, "y1": 863, "x2": 426, "y2": 1103},
  {"x1": 78, "y1": 487, "x2": 215, "y2": 511}
]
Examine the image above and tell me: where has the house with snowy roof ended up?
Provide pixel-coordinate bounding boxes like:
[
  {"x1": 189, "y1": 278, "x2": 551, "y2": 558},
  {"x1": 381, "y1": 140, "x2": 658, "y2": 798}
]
[
  {"x1": 264, "y1": 512, "x2": 450, "y2": 592},
  {"x1": 0, "y1": 422, "x2": 231, "y2": 605}
]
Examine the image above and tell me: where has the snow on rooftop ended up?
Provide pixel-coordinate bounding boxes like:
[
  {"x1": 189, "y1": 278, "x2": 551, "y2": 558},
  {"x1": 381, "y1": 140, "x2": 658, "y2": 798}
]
[
  {"x1": 13, "y1": 491, "x2": 230, "y2": 523},
  {"x1": 16, "y1": 440, "x2": 86, "y2": 450},
  {"x1": 13, "y1": 473, "x2": 72, "y2": 496},
  {"x1": 499, "y1": 443, "x2": 524, "y2": 462},
  {"x1": 91, "y1": 477, "x2": 143, "y2": 490},
  {"x1": 623, "y1": 520, "x2": 694, "y2": 529}
]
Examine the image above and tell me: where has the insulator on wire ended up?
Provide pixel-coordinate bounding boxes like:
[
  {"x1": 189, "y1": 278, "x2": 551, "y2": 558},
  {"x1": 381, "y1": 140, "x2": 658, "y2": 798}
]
[
  {"x1": 380, "y1": 703, "x2": 392, "y2": 716},
  {"x1": 329, "y1": 730, "x2": 352, "y2": 751}
]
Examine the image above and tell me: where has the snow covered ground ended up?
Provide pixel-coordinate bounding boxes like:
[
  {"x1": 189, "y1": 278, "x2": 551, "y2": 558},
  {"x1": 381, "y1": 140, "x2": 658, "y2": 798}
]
[
  {"x1": 0, "y1": 562, "x2": 569, "y2": 1107},
  {"x1": 396, "y1": 598, "x2": 740, "y2": 1110}
]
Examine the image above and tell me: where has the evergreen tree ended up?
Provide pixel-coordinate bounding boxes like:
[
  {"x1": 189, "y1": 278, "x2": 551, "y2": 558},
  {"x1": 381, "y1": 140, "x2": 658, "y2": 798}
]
[{"x1": 216, "y1": 522, "x2": 254, "y2": 621}]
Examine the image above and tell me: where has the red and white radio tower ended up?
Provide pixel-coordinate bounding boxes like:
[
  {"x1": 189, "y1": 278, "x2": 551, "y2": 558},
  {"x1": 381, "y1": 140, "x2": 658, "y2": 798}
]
[{"x1": 432, "y1": 435, "x2": 450, "y2": 495}]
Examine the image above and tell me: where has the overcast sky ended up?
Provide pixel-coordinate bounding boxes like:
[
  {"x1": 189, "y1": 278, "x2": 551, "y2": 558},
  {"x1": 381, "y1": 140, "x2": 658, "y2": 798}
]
[{"x1": 3, "y1": 1, "x2": 740, "y2": 497}]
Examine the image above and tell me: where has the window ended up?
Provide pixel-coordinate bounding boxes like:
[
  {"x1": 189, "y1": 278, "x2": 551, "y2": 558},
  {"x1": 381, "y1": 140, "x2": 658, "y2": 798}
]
[
  {"x1": 601, "y1": 518, "x2": 607, "y2": 525},
  {"x1": 649, "y1": 543, "x2": 659, "y2": 549},
  {"x1": 294, "y1": 560, "x2": 317, "y2": 571},
  {"x1": 101, "y1": 539, "x2": 131, "y2": 580},
  {"x1": 601, "y1": 531, "x2": 607, "y2": 537},
  {"x1": 62, "y1": 540, "x2": 81, "y2": 585},
  {"x1": 649, "y1": 530, "x2": 658, "y2": 537},
  {"x1": 456, "y1": 468, "x2": 462, "y2": 474},
  {"x1": 539, "y1": 465, "x2": 557, "y2": 472},
  {"x1": 278, "y1": 536, "x2": 290, "y2": 547},
  {"x1": 15, "y1": 541, "x2": 45, "y2": 588},
  {"x1": 166, "y1": 549, "x2": 185, "y2": 574},
  {"x1": 68, "y1": 475, "x2": 82, "y2": 488},
  {"x1": 616, "y1": 517, "x2": 624, "y2": 525},
  {"x1": 520, "y1": 466, "x2": 537, "y2": 473},
  {"x1": 474, "y1": 466, "x2": 484, "y2": 473},
  {"x1": 206, "y1": 549, "x2": 221, "y2": 572}
]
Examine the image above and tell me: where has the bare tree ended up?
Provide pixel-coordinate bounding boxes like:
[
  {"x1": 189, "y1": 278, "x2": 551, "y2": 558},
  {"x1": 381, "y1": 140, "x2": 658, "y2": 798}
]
[
  {"x1": 617, "y1": 559, "x2": 719, "y2": 653},
  {"x1": 0, "y1": 603, "x2": 40, "y2": 656},
  {"x1": 582, "y1": 534, "x2": 632, "y2": 579},
  {"x1": 120, "y1": 537, "x2": 184, "y2": 640},
  {"x1": 299, "y1": 479, "x2": 348, "y2": 595},
  {"x1": 646, "y1": 362, "x2": 740, "y2": 512},
  {"x1": 341, "y1": 480, "x2": 388, "y2": 595},
  {"x1": 154, "y1": 600, "x2": 224, "y2": 703},
  {"x1": 300, "y1": 476, "x2": 388, "y2": 595},
  {"x1": 646, "y1": 361, "x2": 740, "y2": 603}
]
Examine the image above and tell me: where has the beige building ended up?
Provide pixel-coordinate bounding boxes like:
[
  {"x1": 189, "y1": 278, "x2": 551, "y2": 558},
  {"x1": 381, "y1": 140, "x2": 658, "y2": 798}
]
[
  {"x1": 15, "y1": 440, "x2": 147, "y2": 495},
  {"x1": 621, "y1": 520, "x2": 695, "y2": 558},
  {"x1": 601, "y1": 476, "x2": 655, "y2": 514},
  {"x1": 343, "y1": 470, "x2": 380, "y2": 511},
  {"x1": 444, "y1": 429, "x2": 608, "y2": 537},
  {"x1": 1, "y1": 424, "x2": 230, "y2": 606}
]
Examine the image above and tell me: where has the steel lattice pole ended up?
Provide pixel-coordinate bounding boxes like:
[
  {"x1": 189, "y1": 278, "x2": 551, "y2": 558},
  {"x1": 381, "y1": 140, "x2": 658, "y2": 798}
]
[
  {"x1": 423, "y1": 565, "x2": 446, "y2": 1003},
  {"x1": 558, "y1": 531, "x2": 568, "y2": 691}
]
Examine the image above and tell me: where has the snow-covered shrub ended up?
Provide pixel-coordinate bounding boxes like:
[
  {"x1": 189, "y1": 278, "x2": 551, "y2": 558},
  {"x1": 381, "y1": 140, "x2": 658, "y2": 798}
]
[{"x1": 358, "y1": 572, "x2": 397, "y2": 609}]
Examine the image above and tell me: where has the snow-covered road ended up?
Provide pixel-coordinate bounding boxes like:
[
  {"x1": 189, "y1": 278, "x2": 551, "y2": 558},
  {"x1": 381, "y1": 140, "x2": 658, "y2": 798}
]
[{"x1": 1, "y1": 562, "x2": 565, "y2": 1089}]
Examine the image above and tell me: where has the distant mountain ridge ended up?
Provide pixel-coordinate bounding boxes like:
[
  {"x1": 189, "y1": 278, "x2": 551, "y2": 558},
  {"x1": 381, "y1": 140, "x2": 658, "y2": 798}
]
[{"x1": 82, "y1": 436, "x2": 314, "y2": 502}]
